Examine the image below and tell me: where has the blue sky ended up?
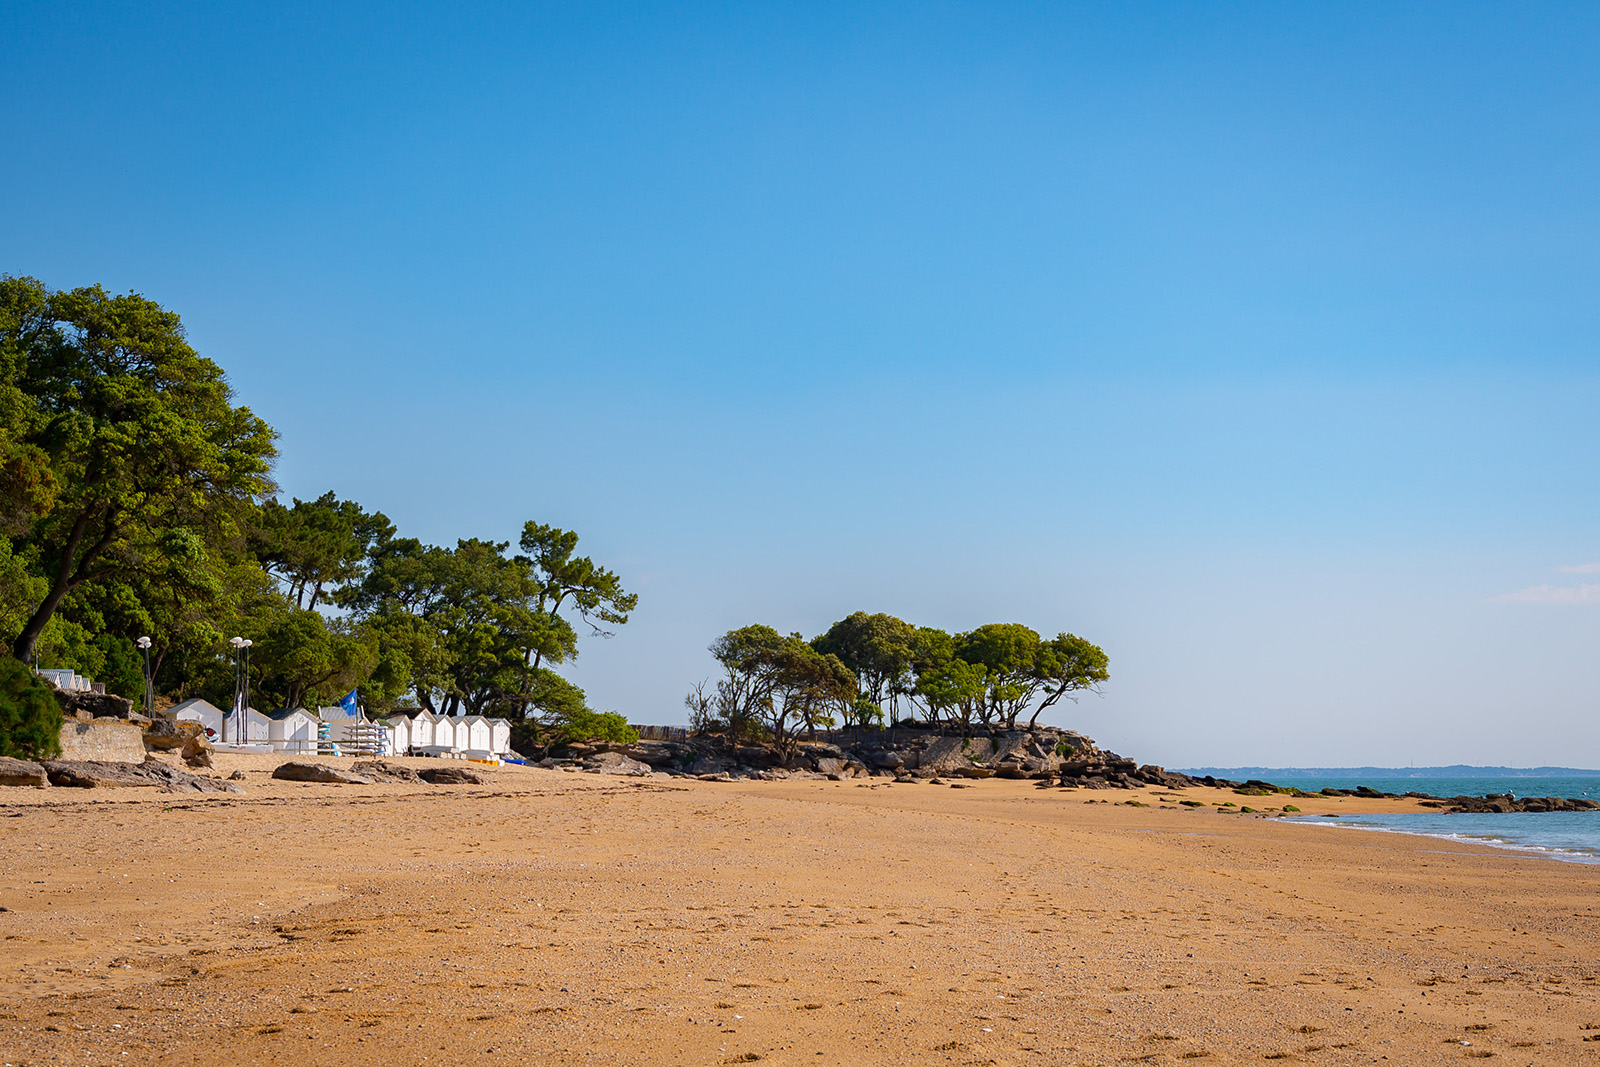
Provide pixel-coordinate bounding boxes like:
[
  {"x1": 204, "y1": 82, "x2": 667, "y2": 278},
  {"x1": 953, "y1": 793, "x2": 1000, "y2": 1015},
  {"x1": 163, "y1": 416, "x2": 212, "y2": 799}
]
[{"x1": 6, "y1": 2, "x2": 1599, "y2": 765}]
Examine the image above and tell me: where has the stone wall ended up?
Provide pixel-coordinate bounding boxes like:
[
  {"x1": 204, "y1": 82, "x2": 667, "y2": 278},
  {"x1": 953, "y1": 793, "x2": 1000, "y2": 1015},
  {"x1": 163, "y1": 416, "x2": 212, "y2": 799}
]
[{"x1": 58, "y1": 720, "x2": 146, "y2": 762}]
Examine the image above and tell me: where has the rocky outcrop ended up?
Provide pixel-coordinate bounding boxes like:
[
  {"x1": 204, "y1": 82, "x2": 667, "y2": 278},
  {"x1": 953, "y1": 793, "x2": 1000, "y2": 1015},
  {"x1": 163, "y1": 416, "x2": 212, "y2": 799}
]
[
  {"x1": 53, "y1": 688, "x2": 138, "y2": 721},
  {"x1": 583, "y1": 751, "x2": 653, "y2": 777},
  {"x1": 0, "y1": 757, "x2": 50, "y2": 788},
  {"x1": 1418, "y1": 793, "x2": 1600, "y2": 814},
  {"x1": 351, "y1": 759, "x2": 421, "y2": 782},
  {"x1": 42, "y1": 758, "x2": 241, "y2": 793},
  {"x1": 181, "y1": 733, "x2": 214, "y2": 768},
  {"x1": 272, "y1": 762, "x2": 373, "y2": 785},
  {"x1": 143, "y1": 718, "x2": 204, "y2": 752},
  {"x1": 58, "y1": 720, "x2": 147, "y2": 762}
]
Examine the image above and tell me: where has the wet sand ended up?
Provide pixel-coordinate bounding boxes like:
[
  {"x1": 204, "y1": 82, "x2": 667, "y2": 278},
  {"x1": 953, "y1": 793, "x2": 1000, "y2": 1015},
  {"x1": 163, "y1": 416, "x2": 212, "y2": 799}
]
[{"x1": 2, "y1": 755, "x2": 1597, "y2": 1065}]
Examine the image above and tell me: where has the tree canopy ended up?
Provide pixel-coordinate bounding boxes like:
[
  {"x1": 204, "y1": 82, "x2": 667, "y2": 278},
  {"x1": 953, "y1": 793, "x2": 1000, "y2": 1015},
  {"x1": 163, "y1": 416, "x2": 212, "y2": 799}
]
[{"x1": 693, "y1": 613, "x2": 1107, "y2": 739}]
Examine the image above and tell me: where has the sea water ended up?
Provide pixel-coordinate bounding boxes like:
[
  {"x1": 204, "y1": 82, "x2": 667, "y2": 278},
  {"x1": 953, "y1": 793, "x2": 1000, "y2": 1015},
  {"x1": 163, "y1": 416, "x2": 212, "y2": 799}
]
[{"x1": 1186, "y1": 769, "x2": 1600, "y2": 865}]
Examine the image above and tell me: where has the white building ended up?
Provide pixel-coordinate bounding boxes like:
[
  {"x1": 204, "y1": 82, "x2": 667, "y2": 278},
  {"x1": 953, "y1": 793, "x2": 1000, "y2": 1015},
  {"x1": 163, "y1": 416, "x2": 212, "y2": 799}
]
[
  {"x1": 431, "y1": 712, "x2": 456, "y2": 749},
  {"x1": 173, "y1": 698, "x2": 268, "y2": 743},
  {"x1": 459, "y1": 715, "x2": 493, "y2": 756},
  {"x1": 265, "y1": 707, "x2": 319, "y2": 753},
  {"x1": 36, "y1": 668, "x2": 94, "y2": 693},
  {"x1": 407, "y1": 710, "x2": 442, "y2": 750},
  {"x1": 386, "y1": 714, "x2": 413, "y2": 755},
  {"x1": 489, "y1": 718, "x2": 512, "y2": 757}
]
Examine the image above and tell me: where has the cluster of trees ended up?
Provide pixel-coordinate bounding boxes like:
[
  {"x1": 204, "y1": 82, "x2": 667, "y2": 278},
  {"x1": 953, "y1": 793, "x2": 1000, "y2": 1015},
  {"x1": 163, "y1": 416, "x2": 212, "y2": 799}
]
[
  {"x1": 689, "y1": 611, "x2": 1108, "y2": 755},
  {"x1": 0, "y1": 276, "x2": 632, "y2": 750}
]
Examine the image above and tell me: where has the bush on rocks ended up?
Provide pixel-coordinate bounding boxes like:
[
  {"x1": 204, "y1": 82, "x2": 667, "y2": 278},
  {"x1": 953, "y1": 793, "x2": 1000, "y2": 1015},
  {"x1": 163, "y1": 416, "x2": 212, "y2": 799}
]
[{"x1": 0, "y1": 655, "x2": 63, "y2": 760}]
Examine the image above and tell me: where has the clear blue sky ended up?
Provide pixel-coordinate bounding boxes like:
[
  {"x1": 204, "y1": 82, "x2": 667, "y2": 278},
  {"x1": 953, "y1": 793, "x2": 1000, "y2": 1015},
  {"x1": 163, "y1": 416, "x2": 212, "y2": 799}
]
[{"x1": 7, "y1": 2, "x2": 1599, "y2": 766}]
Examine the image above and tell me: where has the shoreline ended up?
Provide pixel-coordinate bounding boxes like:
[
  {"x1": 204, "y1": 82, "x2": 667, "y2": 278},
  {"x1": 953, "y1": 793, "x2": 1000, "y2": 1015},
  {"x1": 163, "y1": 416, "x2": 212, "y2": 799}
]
[{"x1": 1289, "y1": 808, "x2": 1600, "y2": 866}]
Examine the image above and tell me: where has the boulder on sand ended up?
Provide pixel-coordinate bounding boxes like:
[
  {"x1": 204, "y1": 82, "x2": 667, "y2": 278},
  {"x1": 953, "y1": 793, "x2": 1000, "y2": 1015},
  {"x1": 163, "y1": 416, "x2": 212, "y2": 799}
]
[
  {"x1": 271, "y1": 762, "x2": 373, "y2": 785},
  {"x1": 588, "y1": 751, "x2": 652, "y2": 777},
  {"x1": 144, "y1": 718, "x2": 205, "y2": 752},
  {"x1": 351, "y1": 759, "x2": 420, "y2": 782},
  {"x1": 0, "y1": 756, "x2": 49, "y2": 788},
  {"x1": 417, "y1": 765, "x2": 486, "y2": 785},
  {"x1": 42, "y1": 759, "x2": 241, "y2": 793},
  {"x1": 181, "y1": 733, "x2": 214, "y2": 768}
]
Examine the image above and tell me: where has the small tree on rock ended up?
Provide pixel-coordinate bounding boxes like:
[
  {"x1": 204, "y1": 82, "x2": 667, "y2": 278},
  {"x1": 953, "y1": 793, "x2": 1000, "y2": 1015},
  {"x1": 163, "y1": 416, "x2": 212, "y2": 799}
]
[{"x1": 0, "y1": 654, "x2": 62, "y2": 759}]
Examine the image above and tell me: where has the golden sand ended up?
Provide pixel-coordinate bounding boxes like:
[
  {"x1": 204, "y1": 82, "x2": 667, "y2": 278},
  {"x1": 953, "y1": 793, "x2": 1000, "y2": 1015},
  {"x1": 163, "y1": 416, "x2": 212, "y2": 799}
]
[{"x1": 1, "y1": 755, "x2": 1596, "y2": 1065}]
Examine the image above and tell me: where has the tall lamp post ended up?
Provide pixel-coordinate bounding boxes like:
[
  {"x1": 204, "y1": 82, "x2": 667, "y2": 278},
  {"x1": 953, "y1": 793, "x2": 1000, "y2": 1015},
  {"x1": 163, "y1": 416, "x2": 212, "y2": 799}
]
[
  {"x1": 228, "y1": 637, "x2": 253, "y2": 744},
  {"x1": 135, "y1": 636, "x2": 153, "y2": 719},
  {"x1": 242, "y1": 638, "x2": 252, "y2": 739}
]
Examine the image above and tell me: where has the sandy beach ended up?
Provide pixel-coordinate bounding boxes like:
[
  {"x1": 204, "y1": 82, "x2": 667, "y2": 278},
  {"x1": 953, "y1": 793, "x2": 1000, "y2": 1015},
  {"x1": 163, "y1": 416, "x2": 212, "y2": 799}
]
[{"x1": 2, "y1": 755, "x2": 1597, "y2": 1066}]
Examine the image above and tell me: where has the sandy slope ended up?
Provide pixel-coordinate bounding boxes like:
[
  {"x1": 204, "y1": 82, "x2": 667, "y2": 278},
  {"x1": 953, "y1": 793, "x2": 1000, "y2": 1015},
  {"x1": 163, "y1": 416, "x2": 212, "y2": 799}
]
[{"x1": 1, "y1": 757, "x2": 1597, "y2": 1066}]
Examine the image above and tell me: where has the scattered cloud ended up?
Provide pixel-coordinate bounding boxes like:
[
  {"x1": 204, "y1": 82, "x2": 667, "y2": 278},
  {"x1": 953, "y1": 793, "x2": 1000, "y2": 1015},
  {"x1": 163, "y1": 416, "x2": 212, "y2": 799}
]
[
  {"x1": 1558, "y1": 561, "x2": 1600, "y2": 574},
  {"x1": 1491, "y1": 583, "x2": 1600, "y2": 605}
]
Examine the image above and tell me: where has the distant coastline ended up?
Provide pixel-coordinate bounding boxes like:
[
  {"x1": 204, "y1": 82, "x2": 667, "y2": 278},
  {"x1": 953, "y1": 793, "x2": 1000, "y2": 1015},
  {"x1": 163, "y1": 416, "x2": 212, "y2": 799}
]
[{"x1": 1181, "y1": 765, "x2": 1600, "y2": 778}]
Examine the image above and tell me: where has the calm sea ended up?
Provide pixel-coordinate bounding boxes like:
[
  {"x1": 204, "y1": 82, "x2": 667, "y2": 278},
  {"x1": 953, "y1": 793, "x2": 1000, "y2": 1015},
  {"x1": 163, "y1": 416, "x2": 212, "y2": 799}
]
[{"x1": 1182, "y1": 768, "x2": 1600, "y2": 866}]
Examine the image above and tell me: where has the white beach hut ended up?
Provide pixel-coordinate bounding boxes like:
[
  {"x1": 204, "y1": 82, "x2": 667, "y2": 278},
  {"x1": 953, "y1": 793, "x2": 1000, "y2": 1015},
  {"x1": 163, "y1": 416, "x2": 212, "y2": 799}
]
[
  {"x1": 437, "y1": 716, "x2": 464, "y2": 751},
  {"x1": 488, "y1": 718, "x2": 512, "y2": 757},
  {"x1": 460, "y1": 715, "x2": 494, "y2": 757},
  {"x1": 415, "y1": 714, "x2": 463, "y2": 756},
  {"x1": 266, "y1": 707, "x2": 319, "y2": 753},
  {"x1": 174, "y1": 699, "x2": 268, "y2": 744},
  {"x1": 386, "y1": 714, "x2": 413, "y2": 755},
  {"x1": 171, "y1": 698, "x2": 224, "y2": 738},
  {"x1": 408, "y1": 711, "x2": 439, "y2": 750}
]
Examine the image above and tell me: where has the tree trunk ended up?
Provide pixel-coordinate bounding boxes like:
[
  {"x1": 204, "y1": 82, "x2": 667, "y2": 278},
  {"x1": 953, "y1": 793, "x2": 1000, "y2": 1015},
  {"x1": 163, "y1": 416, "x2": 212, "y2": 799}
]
[
  {"x1": 12, "y1": 506, "x2": 115, "y2": 662},
  {"x1": 12, "y1": 582, "x2": 72, "y2": 663},
  {"x1": 1028, "y1": 689, "x2": 1063, "y2": 730}
]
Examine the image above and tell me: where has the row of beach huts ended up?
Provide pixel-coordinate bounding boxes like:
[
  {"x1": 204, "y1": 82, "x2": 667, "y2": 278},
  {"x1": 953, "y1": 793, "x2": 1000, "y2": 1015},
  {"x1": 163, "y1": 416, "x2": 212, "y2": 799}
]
[{"x1": 167, "y1": 699, "x2": 517, "y2": 760}]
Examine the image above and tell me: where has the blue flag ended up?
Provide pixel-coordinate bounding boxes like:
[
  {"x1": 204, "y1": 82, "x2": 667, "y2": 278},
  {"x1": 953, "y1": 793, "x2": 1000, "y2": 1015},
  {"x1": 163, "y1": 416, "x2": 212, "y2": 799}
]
[{"x1": 338, "y1": 689, "x2": 360, "y2": 717}]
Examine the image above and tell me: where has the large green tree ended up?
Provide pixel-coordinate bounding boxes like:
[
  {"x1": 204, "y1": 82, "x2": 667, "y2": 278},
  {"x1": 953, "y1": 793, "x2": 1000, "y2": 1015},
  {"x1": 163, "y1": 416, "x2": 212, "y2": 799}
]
[
  {"x1": 251, "y1": 491, "x2": 391, "y2": 610},
  {"x1": 811, "y1": 611, "x2": 915, "y2": 722},
  {"x1": 1027, "y1": 632, "x2": 1110, "y2": 729},
  {"x1": 702, "y1": 625, "x2": 856, "y2": 756},
  {"x1": 956, "y1": 623, "x2": 1045, "y2": 729},
  {"x1": 0, "y1": 277, "x2": 277, "y2": 662},
  {"x1": 345, "y1": 522, "x2": 635, "y2": 724}
]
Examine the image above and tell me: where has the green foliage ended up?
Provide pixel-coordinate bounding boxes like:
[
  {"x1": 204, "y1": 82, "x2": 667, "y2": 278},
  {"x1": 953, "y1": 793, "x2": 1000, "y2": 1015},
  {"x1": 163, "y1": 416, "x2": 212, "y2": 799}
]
[
  {"x1": 345, "y1": 522, "x2": 634, "y2": 719},
  {"x1": 956, "y1": 623, "x2": 1045, "y2": 728},
  {"x1": 807, "y1": 614, "x2": 1110, "y2": 731},
  {"x1": 1, "y1": 278, "x2": 278, "y2": 661},
  {"x1": 0, "y1": 654, "x2": 62, "y2": 759},
  {"x1": 252, "y1": 604, "x2": 377, "y2": 710},
  {"x1": 1028, "y1": 632, "x2": 1110, "y2": 728},
  {"x1": 700, "y1": 625, "x2": 857, "y2": 754},
  {"x1": 1, "y1": 277, "x2": 630, "y2": 725},
  {"x1": 811, "y1": 612, "x2": 914, "y2": 716},
  {"x1": 851, "y1": 695, "x2": 884, "y2": 728},
  {"x1": 93, "y1": 632, "x2": 145, "y2": 703},
  {"x1": 548, "y1": 709, "x2": 637, "y2": 746},
  {"x1": 508, "y1": 673, "x2": 635, "y2": 752},
  {"x1": 251, "y1": 491, "x2": 390, "y2": 610}
]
